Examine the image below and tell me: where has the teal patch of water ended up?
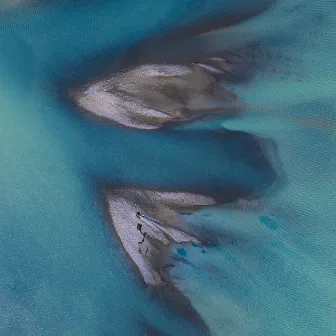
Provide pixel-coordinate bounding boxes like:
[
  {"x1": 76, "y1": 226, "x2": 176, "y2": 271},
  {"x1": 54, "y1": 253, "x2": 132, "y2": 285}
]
[{"x1": 259, "y1": 215, "x2": 278, "y2": 230}]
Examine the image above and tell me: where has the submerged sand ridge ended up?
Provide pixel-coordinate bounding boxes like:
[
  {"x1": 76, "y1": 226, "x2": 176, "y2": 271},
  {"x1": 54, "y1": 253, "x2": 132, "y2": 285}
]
[
  {"x1": 70, "y1": 57, "x2": 242, "y2": 129},
  {"x1": 105, "y1": 188, "x2": 217, "y2": 286}
]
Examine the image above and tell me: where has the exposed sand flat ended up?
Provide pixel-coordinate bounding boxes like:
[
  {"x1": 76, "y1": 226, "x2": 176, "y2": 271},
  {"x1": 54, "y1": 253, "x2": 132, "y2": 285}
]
[
  {"x1": 70, "y1": 61, "x2": 239, "y2": 130},
  {"x1": 105, "y1": 188, "x2": 217, "y2": 286}
]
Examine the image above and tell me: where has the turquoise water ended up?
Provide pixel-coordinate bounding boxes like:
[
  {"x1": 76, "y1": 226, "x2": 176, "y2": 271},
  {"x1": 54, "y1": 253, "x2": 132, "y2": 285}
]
[
  {"x1": 170, "y1": 1, "x2": 336, "y2": 335},
  {"x1": 0, "y1": 0, "x2": 335, "y2": 335}
]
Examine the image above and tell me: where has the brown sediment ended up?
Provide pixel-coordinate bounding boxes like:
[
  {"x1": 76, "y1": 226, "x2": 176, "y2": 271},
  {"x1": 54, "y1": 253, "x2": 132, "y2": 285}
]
[
  {"x1": 67, "y1": 59, "x2": 246, "y2": 130},
  {"x1": 100, "y1": 186, "x2": 211, "y2": 335},
  {"x1": 103, "y1": 186, "x2": 217, "y2": 284},
  {"x1": 66, "y1": 32, "x2": 265, "y2": 131}
]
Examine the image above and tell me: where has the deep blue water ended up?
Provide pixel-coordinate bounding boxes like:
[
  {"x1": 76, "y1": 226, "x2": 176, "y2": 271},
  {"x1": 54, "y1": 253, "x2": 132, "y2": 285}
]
[{"x1": 0, "y1": 0, "x2": 335, "y2": 335}]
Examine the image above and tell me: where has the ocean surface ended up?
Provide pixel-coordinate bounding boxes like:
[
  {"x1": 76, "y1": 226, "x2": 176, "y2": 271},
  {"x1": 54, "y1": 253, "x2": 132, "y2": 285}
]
[{"x1": 0, "y1": 0, "x2": 335, "y2": 335}]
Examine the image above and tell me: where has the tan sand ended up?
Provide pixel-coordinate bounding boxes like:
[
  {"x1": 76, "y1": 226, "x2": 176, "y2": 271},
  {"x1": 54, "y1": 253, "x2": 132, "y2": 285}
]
[
  {"x1": 70, "y1": 62, "x2": 238, "y2": 130},
  {"x1": 105, "y1": 188, "x2": 217, "y2": 286}
]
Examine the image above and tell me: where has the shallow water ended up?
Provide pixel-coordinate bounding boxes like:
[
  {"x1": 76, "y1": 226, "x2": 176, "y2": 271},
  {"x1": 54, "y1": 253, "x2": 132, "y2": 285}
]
[{"x1": 0, "y1": 0, "x2": 335, "y2": 335}]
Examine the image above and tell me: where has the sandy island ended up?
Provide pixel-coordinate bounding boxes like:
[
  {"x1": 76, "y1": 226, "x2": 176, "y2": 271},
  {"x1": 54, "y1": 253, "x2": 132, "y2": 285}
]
[
  {"x1": 69, "y1": 59, "x2": 243, "y2": 130},
  {"x1": 105, "y1": 187, "x2": 217, "y2": 286}
]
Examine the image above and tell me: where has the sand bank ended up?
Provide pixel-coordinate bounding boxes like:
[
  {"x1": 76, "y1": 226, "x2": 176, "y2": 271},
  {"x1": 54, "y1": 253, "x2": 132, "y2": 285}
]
[
  {"x1": 70, "y1": 59, "x2": 241, "y2": 129},
  {"x1": 105, "y1": 188, "x2": 217, "y2": 286}
]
